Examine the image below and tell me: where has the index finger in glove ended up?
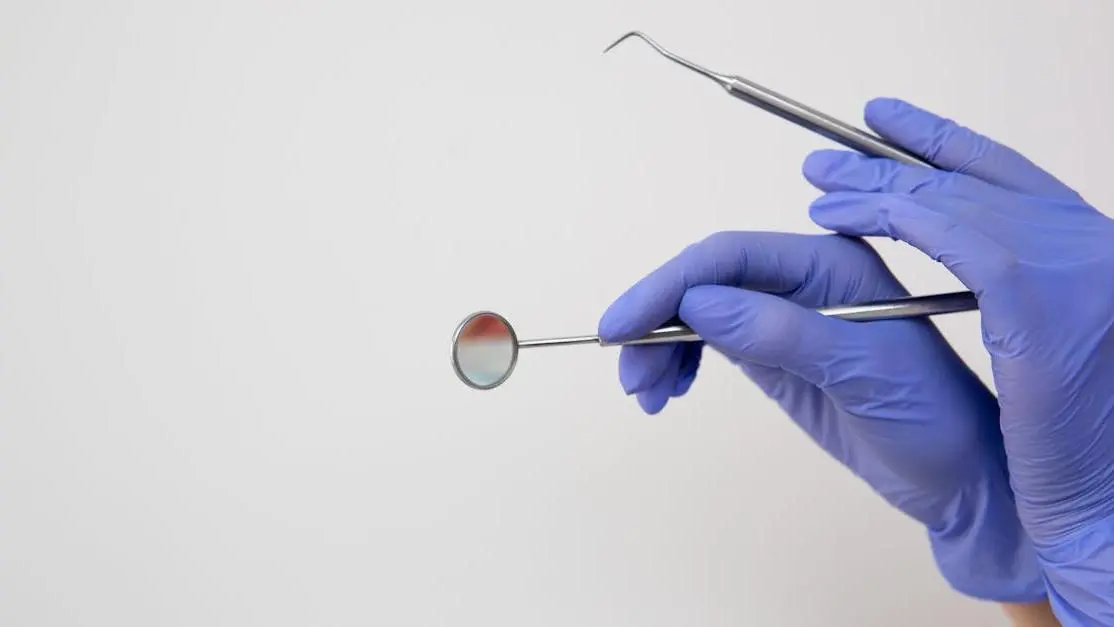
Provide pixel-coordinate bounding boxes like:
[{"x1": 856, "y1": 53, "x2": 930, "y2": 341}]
[{"x1": 598, "y1": 232, "x2": 877, "y2": 343}]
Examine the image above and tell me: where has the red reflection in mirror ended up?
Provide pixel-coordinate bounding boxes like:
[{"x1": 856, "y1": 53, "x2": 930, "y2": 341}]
[{"x1": 458, "y1": 314, "x2": 511, "y2": 341}]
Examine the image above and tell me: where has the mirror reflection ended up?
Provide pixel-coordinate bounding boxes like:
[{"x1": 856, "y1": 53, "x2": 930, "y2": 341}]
[{"x1": 452, "y1": 312, "x2": 518, "y2": 390}]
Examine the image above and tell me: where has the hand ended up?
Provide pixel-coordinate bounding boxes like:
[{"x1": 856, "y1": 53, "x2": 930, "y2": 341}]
[
  {"x1": 597, "y1": 232, "x2": 1043, "y2": 601},
  {"x1": 803, "y1": 97, "x2": 1114, "y2": 623}
]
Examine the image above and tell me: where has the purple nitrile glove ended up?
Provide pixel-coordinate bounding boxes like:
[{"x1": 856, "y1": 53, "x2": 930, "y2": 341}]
[
  {"x1": 598, "y1": 230, "x2": 1043, "y2": 602},
  {"x1": 804, "y1": 97, "x2": 1114, "y2": 625}
]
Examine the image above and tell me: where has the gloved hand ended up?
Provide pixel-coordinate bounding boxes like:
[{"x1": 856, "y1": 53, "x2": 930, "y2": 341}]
[
  {"x1": 598, "y1": 232, "x2": 1043, "y2": 602},
  {"x1": 803, "y1": 97, "x2": 1114, "y2": 625}
]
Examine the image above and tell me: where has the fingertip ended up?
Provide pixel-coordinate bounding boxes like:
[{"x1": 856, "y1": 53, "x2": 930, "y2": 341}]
[
  {"x1": 598, "y1": 298, "x2": 634, "y2": 342},
  {"x1": 618, "y1": 367, "x2": 641, "y2": 395},
  {"x1": 860, "y1": 96, "x2": 904, "y2": 115},
  {"x1": 599, "y1": 293, "x2": 659, "y2": 342},
  {"x1": 637, "y1": 390, "x2": 668, "y2": 415},
  {"x1": 863, "y1": 97, "x2": 907, "y2": 123},
  {"x1": 802, "y1": 150, "x2": 864, "y2": 189},
  {"x1": 807, "y1": 197, "x2": 840, "y2": 227},
  {"x1": 618, "y1": 344, "x2": 675, "y2": 395},
  {"x1": 599, "y1": 276, "x2": 680, "y2": 342},
  {"x1": 808, "y1": 192, "x2": 865, "y2": 224},
  {"x1": 635, "y1": 350, "x2": 684, "y2": 414}
]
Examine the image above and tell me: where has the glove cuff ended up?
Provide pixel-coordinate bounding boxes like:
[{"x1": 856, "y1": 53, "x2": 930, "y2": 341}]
[{"x1": 927, "y1": 475, "x2": 1046, "y2": 603}]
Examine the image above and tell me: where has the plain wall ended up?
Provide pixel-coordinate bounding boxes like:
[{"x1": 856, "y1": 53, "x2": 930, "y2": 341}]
[{"x1": 1, "y1": 1, "x2": 1112, "y2": 625}]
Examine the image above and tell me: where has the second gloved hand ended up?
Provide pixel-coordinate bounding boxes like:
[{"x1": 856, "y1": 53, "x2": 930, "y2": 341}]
[
  {"x1": 598, "y1": 232, "x2": 1043, "y2": 602},
  {"x1": 801, "y1": 97, "x2": 1114, "y2": 624}
]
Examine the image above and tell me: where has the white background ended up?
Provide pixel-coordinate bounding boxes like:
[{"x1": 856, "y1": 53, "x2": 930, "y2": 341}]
[{"x1": 1, "y1": 1, "x2": 1112, "y2": 625}]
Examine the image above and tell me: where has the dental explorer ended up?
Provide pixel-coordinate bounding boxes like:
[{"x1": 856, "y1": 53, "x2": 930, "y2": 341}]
[
  {"x1": 602, "y1": 31, "x2": 933, "y2": 167},
  {"x1": 600, "y1": 31, "x2": 977, "y2": 315}
]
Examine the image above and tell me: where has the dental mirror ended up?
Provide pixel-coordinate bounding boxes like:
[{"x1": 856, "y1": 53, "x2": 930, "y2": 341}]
[
  {"x1": 450, "y1": 291, "x2": 979, "y2": 390},
  {"x1": 451, "y1": 312, "x2": 521, "y2": 390}
]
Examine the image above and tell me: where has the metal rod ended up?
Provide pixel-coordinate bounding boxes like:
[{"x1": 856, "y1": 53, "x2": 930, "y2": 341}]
[
  {"x1": 602, "y1": 31, "x2": 932, "y2": 167},
  {"x1": 518, "y1": 335, "x2": 599, "y2": 348},
  {"x1": 518, "y1": 291, "x2": 978, "y2": 349}
]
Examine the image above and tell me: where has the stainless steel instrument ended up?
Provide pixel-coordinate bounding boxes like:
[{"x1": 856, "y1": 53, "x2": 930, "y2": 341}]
[
  {"x1": 452, "y1": 292, "x2": 975, "y2": 389},
  {"x1": 450, "y1": 31, "x2": 979, "y2": 391}
]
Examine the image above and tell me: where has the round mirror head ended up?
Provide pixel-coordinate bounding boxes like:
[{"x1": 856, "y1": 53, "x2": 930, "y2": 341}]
[{"x1": 451, "y1": 311, "x2": 518, "y2": 390}]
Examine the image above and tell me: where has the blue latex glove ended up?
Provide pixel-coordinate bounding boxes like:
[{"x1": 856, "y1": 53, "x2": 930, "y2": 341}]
[
  {"x1": 598, "y1": 232, "x2": 1044, "y2": 601},
  {"x1": 803, "y1": 97, "x2": 1114, "y2": 625}
]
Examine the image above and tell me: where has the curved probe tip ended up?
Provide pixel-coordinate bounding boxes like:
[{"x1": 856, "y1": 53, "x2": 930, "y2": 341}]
[
  {"x1": 602, "y1": 30, "x2": 646, "y2": 54},
  {"x1": 600, "y1": 30, "x2": 732, "y2": 86}
]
